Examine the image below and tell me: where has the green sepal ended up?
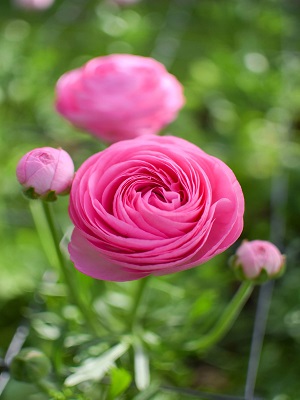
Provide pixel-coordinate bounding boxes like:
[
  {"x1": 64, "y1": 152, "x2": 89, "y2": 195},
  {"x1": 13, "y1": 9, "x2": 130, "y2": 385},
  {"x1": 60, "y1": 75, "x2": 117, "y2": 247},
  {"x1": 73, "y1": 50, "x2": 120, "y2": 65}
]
[
  {"x1": 22, "y1": 186, "x2": 40, "y2": 200},
  {"x1": 230, "y1": 257, "x2": 286, "y2": 285},
  {"x1": 58, "y1": 186, "x2": 71, "y2": 196},
  {"x1": 229, "y1": 256, "x2": 245, "y2": 281},
  {"x1": 42, "y1": 190, "x2": 58, "y2": 202},
  {"x1": 22, "y1": 188, "x2": 58, "y2": 202},
  {"x1": 251, "y1": 268, "x2": 270, "y2": 284}
]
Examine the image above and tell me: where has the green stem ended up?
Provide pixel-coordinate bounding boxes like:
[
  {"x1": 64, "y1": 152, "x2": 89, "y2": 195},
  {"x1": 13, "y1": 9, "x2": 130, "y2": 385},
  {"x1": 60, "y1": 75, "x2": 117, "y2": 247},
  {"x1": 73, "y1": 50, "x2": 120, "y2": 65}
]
[
  {"x1": 35, "y1": 200, "x2": 107, "y2": 335},
  {"x1": 128, "y1": 277, "x2": 150, "y2": 332},
  {"x1": 186, "y1": 281, "x2": 254, "y2": 352},
  {"x1": 41, "y1": 201, "x2": 73, "y2": 294},
  {"x1": 35, "y1": 380, "x2": 58, "y2": 397},
  {"x1": 29, "y1": 200, "x2": 59, "y2": 270}
]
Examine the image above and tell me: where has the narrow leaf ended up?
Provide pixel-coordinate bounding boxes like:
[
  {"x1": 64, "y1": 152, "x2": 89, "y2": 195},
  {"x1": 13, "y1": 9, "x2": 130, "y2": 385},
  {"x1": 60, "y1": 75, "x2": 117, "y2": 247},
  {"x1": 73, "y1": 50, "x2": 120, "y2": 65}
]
[
  {"x1": 134, "y1": 341, "x2": 150, "y2": 391},
  {"x1": 65, "y1": 342, "x2": 129, "y2": 387},
  {"x1": 131, "y1": 384, "x2": 159, "y2": 400}
]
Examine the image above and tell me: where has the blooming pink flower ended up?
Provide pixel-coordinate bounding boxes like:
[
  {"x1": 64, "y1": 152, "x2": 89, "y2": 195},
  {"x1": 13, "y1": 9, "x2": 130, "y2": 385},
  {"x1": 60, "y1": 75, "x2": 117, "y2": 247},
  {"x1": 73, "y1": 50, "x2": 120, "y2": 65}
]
[
  {"x1": 13, "y1": 0, "x2": 54, "y2": 10},
  {"x1": 16, "y1": 147, "x2": 74, "y2": 200},
  {"x1": 55, "y1": 54, "x2": 185, "y2": 143},
  {"x1": 232, "y1": 240, "x2": 285, "y2": 281},
  {"x1": 68, "y1": 135, "x2": 244, "y2": 282},
  {"x1": 109, "y1": 0, "x2": 141, "y2": 5}
]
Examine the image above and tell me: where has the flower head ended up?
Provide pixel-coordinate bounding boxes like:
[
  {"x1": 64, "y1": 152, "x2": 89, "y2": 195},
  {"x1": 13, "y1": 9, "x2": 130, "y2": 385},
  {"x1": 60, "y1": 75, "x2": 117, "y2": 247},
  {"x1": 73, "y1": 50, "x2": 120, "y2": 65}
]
[
  {"x1": 13, "y1": 0, "x2": 54, "y2": 10},
  {"x1": 231, "y1": 240, "x2": 285, "y2": 282},
  {"x1": 55, "y1": 54, "x2": 185, "y2": 143},
  {"x1": 16, "y1": 147, "x2": 74, "y2": 201},
  {"x1": 109, "y1": 0, "x2": 141, "y2": 5},
  {"x1": 68, "y1": 135, "x2": 244, "y2": 282}
]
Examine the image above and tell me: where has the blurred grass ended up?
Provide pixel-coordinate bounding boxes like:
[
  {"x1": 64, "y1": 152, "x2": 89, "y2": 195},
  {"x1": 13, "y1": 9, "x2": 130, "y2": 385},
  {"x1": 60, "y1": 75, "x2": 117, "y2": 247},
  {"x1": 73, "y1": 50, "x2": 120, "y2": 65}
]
[{"x1": 1, "y1": 0, "x2": 300, "y2": 398}]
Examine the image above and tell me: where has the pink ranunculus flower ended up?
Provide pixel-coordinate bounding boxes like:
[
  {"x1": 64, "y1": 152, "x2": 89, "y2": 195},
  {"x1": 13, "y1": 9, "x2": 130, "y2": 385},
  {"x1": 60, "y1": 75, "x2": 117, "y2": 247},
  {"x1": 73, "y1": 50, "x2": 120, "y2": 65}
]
[
  {"x1": 13, "y1": 0, "x2": 54, "y2": 10},
  {"x1": 16, "y1": 147, "x2": 74, "y2": 200},
  {"x1": 232, "y1": 240, "x2": 285, "y2": 281},
  {"x1": 109, "y1": 0, "x2": 141, "y2": 5},
  {"x1": 68, "y1": 135, "x2": 244, "y2": 282},
  {"x1": 55, "y1": 54, "x2": 185, "y2": 143}
]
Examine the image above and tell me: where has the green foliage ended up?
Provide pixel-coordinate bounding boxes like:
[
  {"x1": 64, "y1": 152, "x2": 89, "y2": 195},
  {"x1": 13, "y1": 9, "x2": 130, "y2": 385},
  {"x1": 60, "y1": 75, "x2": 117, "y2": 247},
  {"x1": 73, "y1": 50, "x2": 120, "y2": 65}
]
[
  {"x1": 108, "y1": 367, "x2": 132, "y2": 399},
  {"x1": 64, "y1": 341, "x2": 130, "y2": 387}
]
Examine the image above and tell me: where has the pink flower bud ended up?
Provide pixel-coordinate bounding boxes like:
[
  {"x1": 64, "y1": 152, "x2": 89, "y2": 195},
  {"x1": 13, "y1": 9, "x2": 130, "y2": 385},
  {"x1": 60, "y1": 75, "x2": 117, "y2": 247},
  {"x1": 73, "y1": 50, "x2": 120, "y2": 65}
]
[
  {"x1": 16, "y1": 147, "x2": 74, "y2": 201},
  {"x1": 109, "y1": 0, "x2": 141, "y2": 5},
  {"x1": 13, "y1": 0, "x2": 54, "y2": 10},
  {"x1": 232, "y1": 240, "x2": 285, "y2": 282}
]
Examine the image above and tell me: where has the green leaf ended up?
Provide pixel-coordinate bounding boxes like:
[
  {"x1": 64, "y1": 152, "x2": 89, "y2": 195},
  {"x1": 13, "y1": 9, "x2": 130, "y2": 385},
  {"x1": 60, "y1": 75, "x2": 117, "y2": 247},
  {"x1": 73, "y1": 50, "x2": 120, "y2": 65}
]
[
  {"x1": 32, "y1": 312, "x2": 63, "y2": 341},
  {"x1": 108, "y1": 367, "x2": 132, "y2": 399},
  {"x1": 134, "y1": 341, "x2": 150, "y2": 391},
  {"x1": 190, "y1": 290, "x2": 217, "y2": 320},
  {"x1": 64, "y1": 342, "x2": 130, "y2": 387},
  {"x1": 131, "y1": 384, "x2": 160, "y2": 400}
]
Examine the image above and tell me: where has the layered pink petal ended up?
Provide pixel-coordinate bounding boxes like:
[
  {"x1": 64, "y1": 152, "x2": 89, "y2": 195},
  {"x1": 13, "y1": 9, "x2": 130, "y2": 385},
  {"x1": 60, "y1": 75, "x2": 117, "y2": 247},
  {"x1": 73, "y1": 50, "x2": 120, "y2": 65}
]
[
  {"x1": 55, "y1": 54, "x2": 185, "y2": 143},
  {"x1": 69, "y1": 229, "x2": 150, "y2": 281},
  {"x1": 68, "y1": 135, "x2": 244, "y2": 281}
]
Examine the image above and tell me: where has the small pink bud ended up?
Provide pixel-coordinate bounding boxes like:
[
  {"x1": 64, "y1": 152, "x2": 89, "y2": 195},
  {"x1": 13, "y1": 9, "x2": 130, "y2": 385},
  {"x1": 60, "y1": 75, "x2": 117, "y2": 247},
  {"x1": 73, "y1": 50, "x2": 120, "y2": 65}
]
[
  {"x1": 16, "y1": 147, "x2": 74, "y2": 201},
  {"x1": 13, "y1": 0, "x2": 54, "y2": 10},
  {"x1": 109, "y1": 0, "x2": 141, "y2": 5},
  {"x1": 231, "y1": 240, "x2": 285, "y2": 283}
]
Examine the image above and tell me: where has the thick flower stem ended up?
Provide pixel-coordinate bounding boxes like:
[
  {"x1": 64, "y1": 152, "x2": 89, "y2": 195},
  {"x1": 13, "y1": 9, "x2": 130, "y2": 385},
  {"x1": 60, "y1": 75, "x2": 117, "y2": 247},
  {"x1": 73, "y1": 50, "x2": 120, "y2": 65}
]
[
  {"x1": 187, "y1": 281, "x2": 254, "y2": 352},
  {"x1": 32, "y1": 200, "x2": 107, "y2": 335},
  {"x1": 128, "y1": 277, "x2": 150, "y2": 332},
  {"x1": 35, "y1": 380, "x2": 57, "y2": 397},
  {"x1": 41, "y1": 201, "x2": 74, "y2": 295}
]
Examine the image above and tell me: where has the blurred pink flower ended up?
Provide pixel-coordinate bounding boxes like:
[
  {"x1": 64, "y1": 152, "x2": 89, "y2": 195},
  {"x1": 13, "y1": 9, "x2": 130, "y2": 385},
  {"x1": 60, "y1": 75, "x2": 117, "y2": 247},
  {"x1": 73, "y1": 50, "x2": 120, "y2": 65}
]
[
  {"x1": 13, "y1": 0, "x2": 54, "y2": 10},
  {"x1": 68, "y1": 135, "x2": 244, "y2": 282},
  {"x1": 109, "y1": 0, "x2": 141, "y2": 5},
  {"x1": 16, "y1": 147, "x2": 74, "y2": 200},
  {"x1": 55, "y1": 54, "x2": 185, "y2": 143},
  {"x1": 233, "y1": 240, "x2": 285, "y2": 281}
]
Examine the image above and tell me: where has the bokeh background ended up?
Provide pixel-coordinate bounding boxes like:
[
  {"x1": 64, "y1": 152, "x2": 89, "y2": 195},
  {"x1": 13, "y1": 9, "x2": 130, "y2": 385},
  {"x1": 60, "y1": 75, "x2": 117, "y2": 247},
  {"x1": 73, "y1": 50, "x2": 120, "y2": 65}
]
[{"x1": 1, "y1": 0, "x2": 300, "y2": 398}]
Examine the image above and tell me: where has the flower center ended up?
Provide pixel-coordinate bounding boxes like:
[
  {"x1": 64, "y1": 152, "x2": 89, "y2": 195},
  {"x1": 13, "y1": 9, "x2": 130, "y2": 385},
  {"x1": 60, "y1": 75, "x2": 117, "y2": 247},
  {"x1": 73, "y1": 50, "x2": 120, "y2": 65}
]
[{"x1": 37, "y1": 152, "x2": 54, "y2": 165}]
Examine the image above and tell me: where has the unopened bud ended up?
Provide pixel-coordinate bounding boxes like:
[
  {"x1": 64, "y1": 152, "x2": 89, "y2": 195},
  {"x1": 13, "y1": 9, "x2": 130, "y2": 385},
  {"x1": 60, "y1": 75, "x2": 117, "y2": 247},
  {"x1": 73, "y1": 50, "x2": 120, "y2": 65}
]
[
  {"x1": 230, "y1": 240, "x2": 285, "y2": 283},
  {"x1": 16, "y1": 147, "x2": 74, "y2": 201},
  {"x1": 10, "y1": 348, "x2": 51, "y2": 383}
]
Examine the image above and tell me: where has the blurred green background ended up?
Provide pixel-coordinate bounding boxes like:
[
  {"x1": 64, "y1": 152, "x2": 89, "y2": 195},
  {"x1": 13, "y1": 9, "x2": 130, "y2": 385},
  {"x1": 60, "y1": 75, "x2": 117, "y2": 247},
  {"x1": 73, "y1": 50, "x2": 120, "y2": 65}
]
[{"x1": 1, "y1": 0, "x2": 300, "y2": 398}]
